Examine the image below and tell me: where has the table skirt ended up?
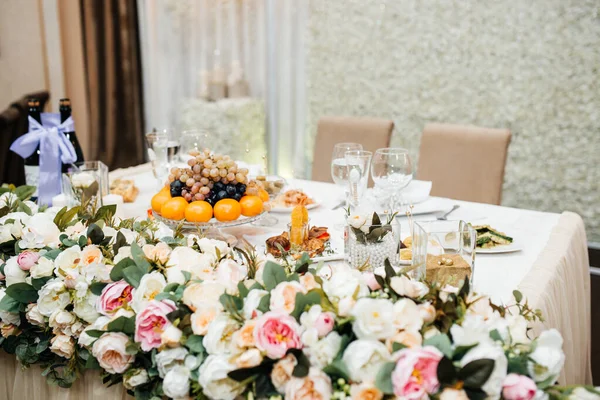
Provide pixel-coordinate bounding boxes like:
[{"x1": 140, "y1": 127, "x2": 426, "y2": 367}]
[{"x1": 518, "y1": 211, "x2": 593, "y2": 385}]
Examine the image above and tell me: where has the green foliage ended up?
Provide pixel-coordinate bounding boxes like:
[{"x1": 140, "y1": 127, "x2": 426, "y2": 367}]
[
  {"x1": 262, "y1": 261, "x2": 287, "y2": 290},
  {"x1": 6, "y1": 282, "x2": 38, "y2": 303},
  {"x1": 375, "y1": 362, "x2": 396, "y2": 394}
]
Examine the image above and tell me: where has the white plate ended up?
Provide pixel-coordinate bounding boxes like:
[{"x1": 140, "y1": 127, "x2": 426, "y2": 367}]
[
  {"x1": 245, "y1": 231, "x2": 343, "y2": 263},
  {"x1": 476, "y1": 242, "x2": 521, "y2": 254},
  {"x1": 268, "y1": 201, "x2": 321, "y2": 213}
]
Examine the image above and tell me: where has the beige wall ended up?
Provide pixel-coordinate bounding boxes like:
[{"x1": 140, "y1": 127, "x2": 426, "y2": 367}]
[{"x1": 0, "y1": 0, "x2": 48, "y2": 109}]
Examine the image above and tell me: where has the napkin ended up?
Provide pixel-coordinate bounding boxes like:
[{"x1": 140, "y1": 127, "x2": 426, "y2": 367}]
[{"x1": 401, "y1": 180, "x2": 432, "y2": 204}]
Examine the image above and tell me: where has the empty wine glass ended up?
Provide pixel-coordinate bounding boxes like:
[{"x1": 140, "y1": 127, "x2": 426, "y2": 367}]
[
  {"x1": 180, "y1": 129, "x2": 211, "y2": 161},
  {"x1": 371, "y1": 148, "x2": 413, "y2": 212},
  {"x1": 331, "y1": 143, "x2": 363, "y2": 204},
  {"x1": 345, "y1": 150, "x2": 373, "y2": 210}
]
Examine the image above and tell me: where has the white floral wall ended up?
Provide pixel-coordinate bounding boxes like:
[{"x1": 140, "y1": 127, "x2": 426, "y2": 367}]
[{"x1": 306, "y1": 0, "x2": 600, "y2": 241}]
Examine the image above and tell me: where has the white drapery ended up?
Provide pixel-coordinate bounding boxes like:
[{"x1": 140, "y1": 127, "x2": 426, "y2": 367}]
[{"x1": 136, "y1": 0, "x2": 309, "y2": 177}]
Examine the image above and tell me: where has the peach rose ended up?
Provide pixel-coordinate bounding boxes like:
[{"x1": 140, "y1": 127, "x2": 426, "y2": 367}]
[
  {"x1": 386, "y1": 330, "x2": 423, "y2": 350},
  {"x1": 351, "y1": 383, "x2": 383, "y2": 400},
  {"x1": 254, "y1": 311, "x2": 302, "y2": 359},
  {"x1": 191, "y1": 303, "x2": 221, "y2": 336},
  {"x1": 233, "y1": 320, "x2": 257, "y2": 349},
  {"x1": 300, "y1": 273, "x2": 320, "y2": 291},
  {"x1": 270, "y1": 281, "x2": 306, "y2": 314},
  {"x1": 92, "y1": 332, "x2": 134, "y2": 374},
  {"x1": 234, "y1": 348, "x2": 263, "y2": 369},
  {"x1": 285, "y1": 368, "x2": 332, "y2": 400},
  {"x1": 271, "y1": 354, "x2": 298, "y2": 393},
  {"x1": 142, "y1": 242, "x2": 172, "y2": 264},
  {"x1": 80, "y1": 245, "x2": 103, "y2": 266}
]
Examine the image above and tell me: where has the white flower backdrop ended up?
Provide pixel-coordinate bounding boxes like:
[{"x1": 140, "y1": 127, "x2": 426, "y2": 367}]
[{"x1": 306, "y1": 0, "x2": 600, "y2": 241}]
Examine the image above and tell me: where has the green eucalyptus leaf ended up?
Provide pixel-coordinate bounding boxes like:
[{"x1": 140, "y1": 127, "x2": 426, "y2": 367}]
[
  {"x1": 5, "y1": 282, "x2": 38, "y2": 303},
  {"x1": 423, "y1": 334, "x2": 453, "y2": 359},
  {"x1": 107, "y1": 316, "x2": 135, "y2": 335},
  {"x1": 185, "y1": 335, "x2": 205, "y2": 353},
  {"x1": 375, "y1": 361, "x2": 396, "y2": 394},
  {"x1": 458, "y1": 358, "x2": 495, "y2": 389},
  {"x1": 262, "y1": 261, "x2": 287, "y2": 291}
]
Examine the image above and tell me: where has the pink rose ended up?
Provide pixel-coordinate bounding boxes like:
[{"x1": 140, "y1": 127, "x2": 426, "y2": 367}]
[
  {"x1": 502, "y1": 374, "x2": 537, "y2": 400},
  {"x1": 17, "y1": 251, "x2": 40, "y2": 271},
  {"x1": 314, "y1": 312, "x2": 335, "y2": 337},
  {"x1": 363, "y1": 272, "x2": 381, "y2": 291},
  {"x1": 134, "y1": 300, "x2": 176, "y2": 351},
  {"x1": 97, "y1": 280, "x2": 133, "y2": 315},
  {"x1": 254, "y1": 311, "x2": 302, "y2": 359},
  {"x1": 392, "y1": 346, "x2": 443, "y2": 399}
]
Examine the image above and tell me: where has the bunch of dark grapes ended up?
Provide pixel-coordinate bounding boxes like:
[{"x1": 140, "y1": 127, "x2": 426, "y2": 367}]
[{"x1": 167, "y1": 148, "x2": 250, "y2": 203}]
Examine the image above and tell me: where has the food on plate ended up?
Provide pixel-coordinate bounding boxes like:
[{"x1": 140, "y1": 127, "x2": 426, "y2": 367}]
[
  {"x1": 256, "y1": 175, "x2": 285, "y2": 196},
  {"x1": 400, "y1": 248, "x2": 412, "y2": 261},
  {"x1": 402, "y1": 236, "x2": 413, "y2": 248},
  {"x1": 472, "y1": 225, "x2": 513, "y2": 248},
  {"x1": 426, "y1": 254, "x2": 471, "y2": 284},
  {"x1": 266, "y1": 233, "x2": 291, "y2": 257},
  {"x1": 274, "y1": 189, "x2": 315, "y2": 208},
  {"x1": 151, "y1": 148, "x2": 266, "y2": 223},
  {"x1": 309, "y1": 226, "x2": 330, "y2": 241},
  {"x1": 110, "y1": 179, "x2": 139, "y2": 202},
  {"x1": 290, "y1": 205, "x2": 309, "y2": 245}
]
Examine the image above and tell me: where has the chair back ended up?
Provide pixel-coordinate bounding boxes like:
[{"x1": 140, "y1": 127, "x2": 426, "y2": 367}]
[
  {"x1": 311, "y1": 116, "x2": 394, "y2": 183},
  {"x1": 416, "y1": 123, "x2": 511, "y2": 204},
  {"x1": 0, "y1": 91, "x2": 50, "y2": 186}
]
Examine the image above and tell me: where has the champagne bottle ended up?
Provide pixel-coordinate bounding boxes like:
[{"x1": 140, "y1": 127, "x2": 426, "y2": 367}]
[
  {"x1": 59, "y1": 98, "x2": 84, "y2": 172},
  {"x1": 24, "y1": 98, "x2": 41, "y2": 191}
]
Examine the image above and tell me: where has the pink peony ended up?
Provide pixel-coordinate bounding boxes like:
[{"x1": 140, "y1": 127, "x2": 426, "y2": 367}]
[
  {"x1": 17, "y1": 251, "x2": 40, "y2": 271},
  {"x1": 314, "y1": 311, "x2": 335, "y2": 337},
  {"x1": 502, "y1": 374, "x2": 537, "y2": 400},
  {"x1": 97, "y1": 280, "x2": 133, "y2": 315},
  {"x1": 392, "y1": 346, "x2": 443, "y2": 399},
  {"x1": 134, "y1": 300, "x2": 176, "y2": 351},
  {"x1": 254, "y1": 311, "x2": 302, "y2": 359},
  {"x1": 363, "y1": 272, "x2": 381, "y2": 291}
]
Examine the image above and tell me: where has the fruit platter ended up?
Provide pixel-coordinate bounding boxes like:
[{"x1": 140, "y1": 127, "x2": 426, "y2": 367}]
[{"x1": 150, "y1": 148, "x2": 271, "y2": 231}]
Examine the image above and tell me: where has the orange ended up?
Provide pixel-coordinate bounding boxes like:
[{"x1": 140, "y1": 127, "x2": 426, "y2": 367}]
[
  {"x1": 239, "y1": 195, "x2": 263, "y2": 217},
  {"x1": 213, "y1": 199, "x2": 242, "y2": 222},
  {"x1": 257, "y1": 188, "x2": 270, "y2": 202},
  {"x1": 185, "y1": 201, "x2": 213, "y2": 222},
  {"x1": 160, "y1": 197, "x2": 188, "y2": 220},
  {"x1": 151, "y1": 190, "x2": 172, "y2": 213}
]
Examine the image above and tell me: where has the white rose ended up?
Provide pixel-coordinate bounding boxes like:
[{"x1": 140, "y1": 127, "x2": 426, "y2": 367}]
[
  {"x1": 113, "y1": 246, "x2": 132, "y2": 264},
  {"x1": 83, "y1": 262, "x2": 111, "y2": 284},
  {"x1": 191, "y1": 303, "x2": 222, "y2": 336},
  {"x1": 0, "y1": 289, "x2": 20, "y2": 325},
  {"x1": 392, "y1": 298, "x2": 424, "y2": 333},
  {"x1": 234, "y1": 348, "x2": 263, "y2": 369},
  {"x1": 117, "y1": 228, "x2": 143, "y2": 245},
  {"x1": 163, "y1": 365, "x2": 190, "y2": 399},
  {"x1": 419, "y1": 302, "x2": 436, "y2": 323},
  {"x1": 450, "y1": 315, "x2": 492, "y2": 347},
  {"x1": 71, "y1": 171, "x2": 96, "y2": 188},
  {"x1": 506, "y1": 314, "x2": 530, "y2": 344},
  {"x1": 440, "y1": 388, "x2": 469, "y2": 400},
  {"x1": 285, "y1": 368, "x2": 332, "y2": 400},
  {"x1": 198, "y1": 355, "x2": 245, "y2": 400},
  {"x1": 0, "y1": 192, "x2": 18, "y2": 208},
  {"x1": 155, "y1": 347, "x2": 188, "y2": 378},
  {"x1": 30, "y1": 256, "x2": 54, "y2": 278},
  {"x1": 323, "y1": 264, "x2": 369, "y2": 301},
  {"x1": 182, "y1": 281, "x2": 225, "y2": 312},
  {"x1": 166, "y1": 247, "x2": 213, "y2": 284},
  {"x1": 528, "y1": 329, "x2": 565, "y2": 383},
  {"x1": 304, "y1": 331, "x2": 342, "y2": 369},
  {"x1": 20, "y1": 213, "x2": 60, "y2": 248},
  {"x1": 0, "y1": 225, "x2": 13, "y2": 244},
  {"x1": 270, "y1": 281, "x2": 306, "y2": 315},
  {"x1": 197, "y1": 238, "x2": 230, "y2": 260},
  {"x1": 50, "y1": 334, "x2": 75, "y2": 358},
  {"x1": 338, "y1": 297, "x2": 357, "y2": 317},
  {"x1": 271, "y1": 354, "x2": 298, "y2": 394},
  {"x1": 49, "y1": 309, "x2": 76, "y2": 329},
  {"x1": 38, "y1": 279, "x2": 70, "y2": 316},
  {"x1": 461, "y1": 343, "x2": 507, "y2": 399},
  {"x1": 439, "y1": 284, "x2": 460, "y2": 302},
  {"x1": 351, "y1": 298, "x2": 396, "y2": 340},
  {"x1": 123, "y1": 369, "x2": 149, "y2": 389},
  {"x1": 54, "y1": 245, "x2": 82, "y2": 280},
  {"x1": 569, "y1": 388, "x2": 600, "y2": 400},
  {"x1": 25, "y1": 304, "x2": 45, "y2": 326},
  {"x1": 466, "y1": 293, "x2": 497, "y2": 321},
  {"x1": 0, "y1": 211, "x2": 29, "y2": 225},
  {"x1": 131, "y1": 271, "x2": 167, "y2": 313},
  {"x1": 64, "y1": 221, "x2": 85, "y2": 239},
  {"x1": 203, "y1": 315, "x2": 239, "y2": 355},
  {"x1": 343, "y1": 340, "x2": 391, "y2": 383},
  {"x1": 78, "y1": 316, "x2": 111, "y2": 347},
  {"x1": 73, "y1": 293, "x2": 100, "y2": 323},
  {"x1": 348, "y1": 215, "x2": 366, "y2": 229},
  {"x1": 243, "y1": 289, "x2": 268, "y2": 319},
  {"x1": 161, "y1": 325, "x2": 183, "y2": 347},
  {"x1": 142, "y1": 242, "x2": 172, "y2": 264},
  {"x1": 389, "y1": 275, "x2": 429, "y2": 298},
  {"x1": 4, "y1": 257, "x2": 27, "y2": 287},
  {"x1": 215, "y1": 259, "x2": 248, "y2": 294}
]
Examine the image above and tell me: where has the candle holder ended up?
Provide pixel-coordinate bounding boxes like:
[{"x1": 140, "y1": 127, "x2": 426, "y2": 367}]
[{"x1": 62, "y1": 161, "x2": 109, "y2": 214}]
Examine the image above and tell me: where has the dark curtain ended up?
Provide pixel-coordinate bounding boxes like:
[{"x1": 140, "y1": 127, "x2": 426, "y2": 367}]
[{"x1": 80, "y1": 0, "x2": 145, "y2": 169}]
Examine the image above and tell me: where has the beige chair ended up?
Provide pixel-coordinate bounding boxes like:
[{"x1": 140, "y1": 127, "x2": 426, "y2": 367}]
[
  {"x1": 416, "y1": 123, "x2": 511, "y2": 205},
  {"x1": 311, "y1": 116, "x2": 394, "y2": 183}
]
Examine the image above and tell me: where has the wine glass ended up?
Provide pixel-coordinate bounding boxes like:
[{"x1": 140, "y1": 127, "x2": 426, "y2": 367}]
[
  {"x1": 331, "y1": 143, "x2": 363, "y2": 204},
  {"x1": 180, "y1": 129, "x2": 211, "y2": 161},
  {"x1": 146, "y1": 128, "x2": 180, "y2": 187},
  {"x1": 371, "y1": 148, "x2": 413, "y2": 212},
  {"x1": 345, "y1": 150, "x2": 373, "y2": 210}
]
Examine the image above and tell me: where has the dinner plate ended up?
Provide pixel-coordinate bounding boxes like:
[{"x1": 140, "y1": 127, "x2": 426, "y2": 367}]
[
  {"x1": 245, "y1": 231, "x2": 343, "y2": 263},
  {"x1": 476, "y1": 242, "x2": 522, "y2": 254},
  {"x1": 268, "y1": 200, "x2": 321, "y2": 213}
]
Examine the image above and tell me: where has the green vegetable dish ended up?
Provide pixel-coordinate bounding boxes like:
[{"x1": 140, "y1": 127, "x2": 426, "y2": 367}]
[{"x1": 472, "y1": 225, "x2": 513, "y2": 248}]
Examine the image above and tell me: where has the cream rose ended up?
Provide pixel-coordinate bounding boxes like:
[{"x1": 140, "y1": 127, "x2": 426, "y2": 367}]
[
  {"x1": 392, "y1": 298, "x2": 424, "y2": 333},
  {"x1": 270, "y1": 281, "x2": 306, "y2": 314},
  {"x1": 182, "y1": 281, "x2": 225, "y2": 312},
  {"x1": 142, "y1": 242, "x2": 172, "y2": 264},
  {"x1": 203, "y1": 315, "x2": 239, "y2": 355},
  {"x1": 0, "y1": 289, "x2": 20, "y2": 326},
  {"x1": 92, "y1": 332, "x2": 134, "y2": 374},
  {"x1": 215, "y1": 259, "x2": 248, "y2": 293},
  {"x1": 285, "y1": 368, "x2": 333, "y2": 400},
  {"x1": 242, "y1": 288, "x2": 268, "y2": 319},
  {"x1": 123, "y1": 369, "x2": 149, "y2": 389},
  {"x1": 4, "y1": 257, "x2": 27, "y2": 287},
  {"x1": 30, "y1": 256, "x2": 54, "y2": 278},
  {"x1": 161, "y1": 325, "x2": 183, "y2": 348},
  {"x1": 461, "y1": 343, "x2": 508, "y2": 399},
  {"x1": 197, "y1": 238, "x2": 230, "y2": 260},
  {"x1": 343, "y1": 340, "x2": 391, "y2": 383},
  {"x1": 528, "y1": 329, "x2": 565, "y2": 383},
  {"x1": 232, "y1": 320, "x2": 257, "y2": 350},
  {"x1": 54, "y1": 245, "x2": 82, "y2": 280},
  {"x1": 50, "y1": 334, "x2": 75, "y2": 358},
  {"x1": 166, "y1": 246, "x2": 214, "y2": 284},
  {"x1": 419, "y1": 302, "x2": 437, "y2": 323},
  {"x1": 80, "y1": 245, "x2": 103, "y2": 266},
  {"x1": 390, "y1": 275, "x2": 429, "y2": 298},
  {"x1": 351, "y1": 298, "x2": 396, "y2": 340},
  {"x1": 350, "y1": 383, "x2": 383, "y2": 400},
  {"x1": 37, "y1": 279, "x2": 70, "y2": 316},
  {"x1": 73, "y1": 293, "x2": 100, "y2": 323},
  {"x1": 234, "y1": 348, "x2": 263, "y2": 369},
  {"x1": 163, "y1": 365, "x2": 190, "y2": 399},
  {"x1": 386, "y1": 330, "x2": 423, "y2": 350},
  {"x1": 25, "y1": 304, "x2": 45, "y2": 326},
  {"x1": 198, "y1": 355, "x2": 245, "y2": 400},
  {"x1": 191, "y1": 303, "x2": 221, "y2": 336},
  {"x1": 304, "y1": 331, "x2": 342, "y2": 369},
  {"x1": 271, "y1": 354, "x2": 298, "y2": 394},
  {"x1": 155, "y1": 347, "x2": 188, "y2": 378},
  {"x1": 322, "y1": 264, "x2": 369, "y2": 301},
  {"x1": 131, "y1": 271, "x2": 167, "y2": 313}
]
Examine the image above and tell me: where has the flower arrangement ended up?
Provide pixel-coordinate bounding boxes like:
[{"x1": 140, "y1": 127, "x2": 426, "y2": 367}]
[
  {"x1": 0, "y1": 185, "x2": 596, "y2": 399},
  {"x1": 346, "y1": 212, "x2": 400, "y2": 270}
]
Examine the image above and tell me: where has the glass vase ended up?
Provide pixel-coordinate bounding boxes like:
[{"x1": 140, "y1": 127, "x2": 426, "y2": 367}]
[{"x1": 62, "y1": 161, "x2": 109, "y2": 214}]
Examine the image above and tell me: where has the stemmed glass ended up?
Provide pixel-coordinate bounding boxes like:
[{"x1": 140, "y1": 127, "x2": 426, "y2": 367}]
[
  {"x1": 145, "y1": 128, "x2": 180, "y2": 188},
  {"x1": 331, "y1": 143, "x2": 363, "y2": 205},
  {"x1": 371, "y1": 148, "x2": 413, "y2": 212},
  {"x1": 345, "y1": 150, "x2": 373, "y2": 210},
  {"x1": 180, "y1": 129, "x2": 211, "y2": 161}
]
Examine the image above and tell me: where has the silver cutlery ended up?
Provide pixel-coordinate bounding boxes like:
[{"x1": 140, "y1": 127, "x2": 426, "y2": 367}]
[{"x1": 437, "y1": 205, "x2": 460, "y2": 220}]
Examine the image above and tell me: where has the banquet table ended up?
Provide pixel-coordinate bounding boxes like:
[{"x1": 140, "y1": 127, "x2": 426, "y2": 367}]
[{"x1": 0, "y1": 163, "x2": 591, "y2": 399}]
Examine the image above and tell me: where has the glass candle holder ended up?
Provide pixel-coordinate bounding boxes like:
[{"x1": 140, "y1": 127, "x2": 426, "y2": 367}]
[
  {"x1": 344, "y1": 215, "x2": 401, "y2": 271},
  {"x1": 62, "y1": 161, "x2": 109, "y2": 214},
  {"x1": 288, "y1": 221, "x2": 310, "y2": 248},
  {"x1": 411, "y1": 220, "x2": 477, "y2": 286}
]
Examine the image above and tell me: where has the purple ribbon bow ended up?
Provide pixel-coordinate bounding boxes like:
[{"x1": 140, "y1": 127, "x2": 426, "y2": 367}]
[{"x1": 10, "y1": 113, "x2": 77, "y2": 206}]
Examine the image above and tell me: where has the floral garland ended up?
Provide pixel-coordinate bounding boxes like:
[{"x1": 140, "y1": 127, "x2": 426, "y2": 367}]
[{"x1": 0, "y1": 185, "x2": 596, "y2": 400}]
